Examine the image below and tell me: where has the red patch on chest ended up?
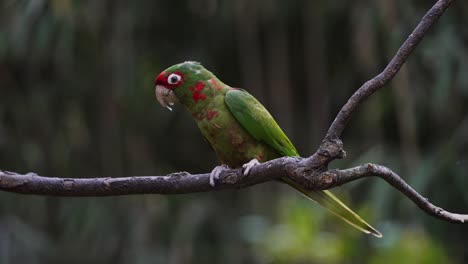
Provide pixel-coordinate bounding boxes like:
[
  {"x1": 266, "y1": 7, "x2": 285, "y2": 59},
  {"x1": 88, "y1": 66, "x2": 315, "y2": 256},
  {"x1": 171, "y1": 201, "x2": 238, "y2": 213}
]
[
  {"x1": 209, "y1": 79, "x2": 222, "y2": 91},
  {"x1": 190, "y1": 81, "x2": 207, "y2": 102},
  {"x1": 193, "y1": 109, "x2": 219, "y2": 121},
  {"x1": 207, "y1": 110, "x2": 219, "y2": 120}
]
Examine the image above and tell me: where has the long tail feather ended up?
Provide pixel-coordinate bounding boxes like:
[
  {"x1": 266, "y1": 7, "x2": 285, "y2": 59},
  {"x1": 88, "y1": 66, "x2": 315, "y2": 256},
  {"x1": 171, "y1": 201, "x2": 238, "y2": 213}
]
[{"x1": 283, "y1": 178, "x2": 383, "y2": 238}]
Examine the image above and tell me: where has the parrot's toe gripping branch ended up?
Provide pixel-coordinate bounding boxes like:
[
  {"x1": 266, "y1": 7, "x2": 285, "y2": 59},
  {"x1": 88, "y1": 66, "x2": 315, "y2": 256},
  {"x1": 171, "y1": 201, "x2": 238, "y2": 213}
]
[
  {"x1": 242, "y1": 159, "x2": 260, "y2": 176},
  {"x1": 210, "y1": 164, "x2": 230, "y2": 187}
]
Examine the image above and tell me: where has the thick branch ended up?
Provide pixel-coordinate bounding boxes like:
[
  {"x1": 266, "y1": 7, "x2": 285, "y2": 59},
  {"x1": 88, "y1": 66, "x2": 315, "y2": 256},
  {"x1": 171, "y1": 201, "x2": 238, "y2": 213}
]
[
  {"x1": 1, "y1": 161, "x2": 467, "y2": 224},
  {"x1": 324, "y1": 0, "x2": 454, "y2": 141},
  {"x1": 0, "y1": 157, "x2": 296, "y2": 196}
]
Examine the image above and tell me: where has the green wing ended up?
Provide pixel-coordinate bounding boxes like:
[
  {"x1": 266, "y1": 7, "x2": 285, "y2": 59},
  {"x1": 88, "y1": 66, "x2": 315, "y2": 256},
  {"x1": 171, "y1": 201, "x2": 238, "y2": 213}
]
[
  {"x1": 224, "y1": 89, "x2": 298, "y2": 157},
  {"x1": 225, "y1": 89, "x2": 382, "y2": 238}
]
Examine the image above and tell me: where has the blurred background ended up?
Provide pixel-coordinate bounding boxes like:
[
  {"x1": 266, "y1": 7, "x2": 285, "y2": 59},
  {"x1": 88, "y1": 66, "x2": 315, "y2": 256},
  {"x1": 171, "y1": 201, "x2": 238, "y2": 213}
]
[{"x1": 1, "y1": 0, "x2": 468, "y2": 263}]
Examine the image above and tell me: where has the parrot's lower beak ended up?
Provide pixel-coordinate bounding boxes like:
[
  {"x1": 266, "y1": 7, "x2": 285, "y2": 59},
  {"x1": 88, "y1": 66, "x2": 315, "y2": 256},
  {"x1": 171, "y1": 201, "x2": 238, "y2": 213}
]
[{"x1": 155, "y1": 85, "x2": 178, "y2": 111}]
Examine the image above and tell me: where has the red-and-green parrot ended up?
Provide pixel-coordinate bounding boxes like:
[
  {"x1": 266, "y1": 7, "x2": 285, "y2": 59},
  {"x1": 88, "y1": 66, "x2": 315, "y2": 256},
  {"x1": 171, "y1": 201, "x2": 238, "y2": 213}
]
[{"x1": 154, "y1": 61, "x2": 382, "y2": 237}]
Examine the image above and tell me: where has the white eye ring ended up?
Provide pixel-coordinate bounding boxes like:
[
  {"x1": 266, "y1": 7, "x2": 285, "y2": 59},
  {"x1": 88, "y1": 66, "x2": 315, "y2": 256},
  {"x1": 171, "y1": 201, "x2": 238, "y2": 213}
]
[{"x1": 167, "y1": 73, "x2": 182, "y2": 85}]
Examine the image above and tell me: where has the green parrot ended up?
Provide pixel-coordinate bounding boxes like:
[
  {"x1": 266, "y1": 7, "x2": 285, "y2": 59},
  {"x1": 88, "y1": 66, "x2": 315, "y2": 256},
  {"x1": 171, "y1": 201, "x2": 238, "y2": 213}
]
[{"x1": 154, "y1": 61, "x2": 382, "y2": 237}]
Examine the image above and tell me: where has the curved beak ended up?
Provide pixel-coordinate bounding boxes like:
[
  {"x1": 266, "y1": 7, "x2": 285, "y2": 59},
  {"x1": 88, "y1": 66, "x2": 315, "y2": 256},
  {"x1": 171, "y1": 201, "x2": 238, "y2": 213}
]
[{"x1": 155, "y1": 85, "x2": 178, "y2": 111}]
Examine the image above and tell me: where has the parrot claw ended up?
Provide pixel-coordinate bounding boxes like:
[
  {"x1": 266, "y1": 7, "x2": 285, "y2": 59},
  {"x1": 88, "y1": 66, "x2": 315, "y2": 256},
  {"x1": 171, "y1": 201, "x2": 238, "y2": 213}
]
[
  {"x1": 210, "y1": 164, "x2": 230, "y2": 187},
  {"x1": 242, "y1": 159, "x2": 260, "y2": 176}
]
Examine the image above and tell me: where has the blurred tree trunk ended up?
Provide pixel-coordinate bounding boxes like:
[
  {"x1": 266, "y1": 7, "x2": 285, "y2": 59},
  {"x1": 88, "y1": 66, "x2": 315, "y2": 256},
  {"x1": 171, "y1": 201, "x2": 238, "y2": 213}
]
[
  {"x1": 351, "y1": 1, "x2": 384, "y2": 145},
  {"x1": 264, "y1": 0, "x2": 293, "y2": 133},
  {"x1": 378, "y1": 0, "x2": 421, "y2": 173},
  {"x1": 303, "y1": 0, "x2": 330, "y2": 150},
  {"x1": 98, "y1": 0, "x2": 135, "y2": 176},
  {"x1": 234, "y1": 0, "x2": 265, "y2": 102}
]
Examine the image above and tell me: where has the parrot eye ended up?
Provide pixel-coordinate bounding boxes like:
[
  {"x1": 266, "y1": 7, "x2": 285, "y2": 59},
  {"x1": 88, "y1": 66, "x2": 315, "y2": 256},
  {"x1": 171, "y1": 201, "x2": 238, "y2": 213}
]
[{"x1": 167, "y1": 73, "x2": 182, "y2": 85}]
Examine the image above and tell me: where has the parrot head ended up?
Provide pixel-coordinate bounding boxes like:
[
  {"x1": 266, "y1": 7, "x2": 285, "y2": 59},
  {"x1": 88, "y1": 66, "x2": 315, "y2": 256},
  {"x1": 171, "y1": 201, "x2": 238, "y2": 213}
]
[{"x1": 154, "y1": 61, "x2": 217, "y2": 111}]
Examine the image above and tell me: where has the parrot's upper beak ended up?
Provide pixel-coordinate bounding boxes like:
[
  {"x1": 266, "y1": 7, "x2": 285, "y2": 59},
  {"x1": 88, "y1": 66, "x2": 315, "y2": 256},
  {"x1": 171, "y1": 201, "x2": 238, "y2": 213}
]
[{"x1": 155, "y1": 85, "x2": 178, "y2": 111}]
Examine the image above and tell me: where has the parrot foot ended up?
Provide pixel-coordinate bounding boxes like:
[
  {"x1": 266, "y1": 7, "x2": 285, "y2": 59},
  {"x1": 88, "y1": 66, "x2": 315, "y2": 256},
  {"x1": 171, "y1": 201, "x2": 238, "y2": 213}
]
[
  {"x1": 210, "y1": 164, "x2": 230, "y2": 187},
  {"x1": 242, "y1": 159, "x2": 260, "y2": 175}
]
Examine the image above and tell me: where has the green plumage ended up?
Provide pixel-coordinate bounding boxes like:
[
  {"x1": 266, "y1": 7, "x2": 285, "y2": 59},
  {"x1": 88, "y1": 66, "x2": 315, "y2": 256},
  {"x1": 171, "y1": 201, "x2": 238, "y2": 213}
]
[
  {"x1": 156, "y1": 61, "x2": 382, "y2": 237},
  {"x1": 225, "y1": 90, "x2": 298, "y2": 157}
]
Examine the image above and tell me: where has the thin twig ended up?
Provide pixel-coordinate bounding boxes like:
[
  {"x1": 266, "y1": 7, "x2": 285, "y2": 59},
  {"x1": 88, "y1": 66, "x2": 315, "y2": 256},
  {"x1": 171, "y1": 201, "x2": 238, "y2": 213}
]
[{"x1": 327, "y1": 164, "x2": 467, "y2": 223}]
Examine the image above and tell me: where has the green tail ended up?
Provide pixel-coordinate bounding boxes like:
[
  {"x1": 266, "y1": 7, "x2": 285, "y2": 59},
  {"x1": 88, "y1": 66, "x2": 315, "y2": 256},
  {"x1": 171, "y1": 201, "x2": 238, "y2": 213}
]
[{"x1": 283, "y1": 178, "x2": 383, "y2": 238}]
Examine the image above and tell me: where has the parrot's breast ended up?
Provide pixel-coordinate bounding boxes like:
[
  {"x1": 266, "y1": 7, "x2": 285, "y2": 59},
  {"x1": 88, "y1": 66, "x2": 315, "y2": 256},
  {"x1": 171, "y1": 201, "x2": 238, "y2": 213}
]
[{"x1": 193, "y1": 95, "x2": 279, "y2": 168}]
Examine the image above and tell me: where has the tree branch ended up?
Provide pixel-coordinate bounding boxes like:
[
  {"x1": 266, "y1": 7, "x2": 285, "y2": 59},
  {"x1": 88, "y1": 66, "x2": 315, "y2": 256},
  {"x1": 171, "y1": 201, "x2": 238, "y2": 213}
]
[
  {"x1": 1, "y1": 0, "x2": 465, "y2": 226},
  {"x1": 324, "y1": 0, "x2": 455, "y2": 142},
  {"x1": 1, "y1": 161, "x2": 467, "y2": 223},
  {"x1": 326, "y1": 164, "x2": 467, "y2": 223},
  {"x1": 0, "y1": 157, "x2": 296, "y2": 196}
]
